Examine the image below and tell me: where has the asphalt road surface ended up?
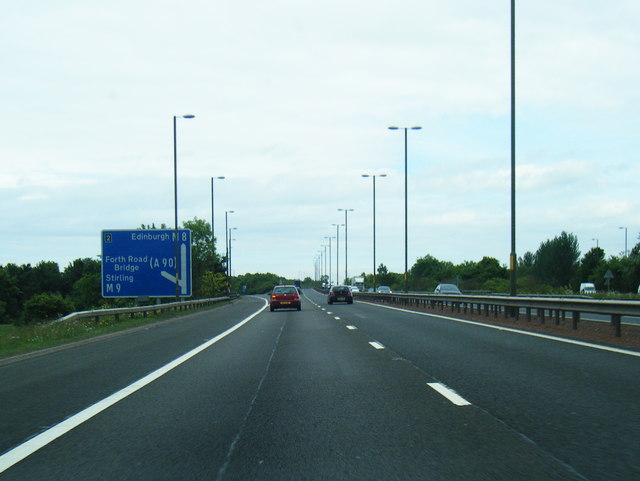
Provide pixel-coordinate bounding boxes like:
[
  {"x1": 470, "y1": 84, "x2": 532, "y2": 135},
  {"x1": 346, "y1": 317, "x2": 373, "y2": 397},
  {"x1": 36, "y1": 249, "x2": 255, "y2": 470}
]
[{"x1": 1, "y1": 290, "x2": 638, "y2": 480}]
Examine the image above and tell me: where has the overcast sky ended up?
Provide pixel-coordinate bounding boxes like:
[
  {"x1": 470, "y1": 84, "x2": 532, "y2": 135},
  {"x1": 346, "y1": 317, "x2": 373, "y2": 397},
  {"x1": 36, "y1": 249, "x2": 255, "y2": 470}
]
[{"x1": 2, "y1": 0, "x2": 639, "y2": 281}]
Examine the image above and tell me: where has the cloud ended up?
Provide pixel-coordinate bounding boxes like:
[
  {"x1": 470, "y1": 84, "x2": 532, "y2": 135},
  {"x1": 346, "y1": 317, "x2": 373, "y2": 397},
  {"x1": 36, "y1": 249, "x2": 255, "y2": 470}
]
[{"x1": 1, "y1": 0, "x2": 639, "y2": 277}]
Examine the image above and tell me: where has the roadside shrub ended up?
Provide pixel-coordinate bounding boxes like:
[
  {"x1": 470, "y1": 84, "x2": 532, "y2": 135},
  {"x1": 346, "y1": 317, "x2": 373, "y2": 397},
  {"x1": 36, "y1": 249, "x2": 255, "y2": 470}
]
[{"x1": 20, "y1": 293, "x2": 75, "y2": 325}]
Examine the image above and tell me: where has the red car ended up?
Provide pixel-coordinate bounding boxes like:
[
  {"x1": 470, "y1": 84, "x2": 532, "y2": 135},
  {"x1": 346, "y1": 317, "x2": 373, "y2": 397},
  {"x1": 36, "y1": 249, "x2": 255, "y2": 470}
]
[{"x1": 270, "y1": 285, "x2": 301, "y2": 311}]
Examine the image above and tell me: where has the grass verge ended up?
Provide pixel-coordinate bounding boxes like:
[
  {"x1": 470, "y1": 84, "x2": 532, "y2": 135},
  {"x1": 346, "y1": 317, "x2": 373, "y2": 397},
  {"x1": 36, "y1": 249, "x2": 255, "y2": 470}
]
[{"x1": 0, "y1": 301, "x2": 230, "y2": 360}]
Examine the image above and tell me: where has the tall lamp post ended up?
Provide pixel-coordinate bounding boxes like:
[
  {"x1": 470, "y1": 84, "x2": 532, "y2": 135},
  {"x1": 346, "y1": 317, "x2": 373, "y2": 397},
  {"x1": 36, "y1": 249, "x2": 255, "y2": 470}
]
[
  {"x1": 509, "y1": 0, "x2": 517, "y2": 297},
  {"x1": 210, "y1": 176, "x2": 225, "y2": 254},
  {"x1": 338, "y1": 208, "x2": 354, "y2": 284},
  {"x1": 362, "y1": 174, "x2": 387, "y2": 289},
  {"x1": 224, "y1": 210, "x2": 235, "y2": 280},
  {"x1": 619, "y1": 226, "x2": 628, "y2": 257},
  {"x1": 388, "y1": 125, "x2": 421, "y2": 292},
  {"x1": 332, "y1": 223, "x2": 344, "y2": 284},
  {"x1": 228, "y1": 227, "x2": 238, "y2": 277},
  {"x1": 173, "y1": 114, "x2": 195, "y2": 300},
  {"x1": 322, "y1": 244, "x2": 329, "y2": 286},
  {"x1": 325, "y1": 236, "x2": 335, "y2": 286}
]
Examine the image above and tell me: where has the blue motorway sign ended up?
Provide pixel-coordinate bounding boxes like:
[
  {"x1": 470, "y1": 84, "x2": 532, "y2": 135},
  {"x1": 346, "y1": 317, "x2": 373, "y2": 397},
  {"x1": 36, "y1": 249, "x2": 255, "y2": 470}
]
[{"x1": 101, "y1": 229, "x2": 192, "y2": 298}]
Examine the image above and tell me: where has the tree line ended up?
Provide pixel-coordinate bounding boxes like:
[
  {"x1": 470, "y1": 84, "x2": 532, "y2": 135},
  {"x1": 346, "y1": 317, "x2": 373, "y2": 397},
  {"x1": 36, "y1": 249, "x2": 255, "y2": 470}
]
[
  {"x1": 1, "y1": 226, "x2": 638, "y2": 325},
  {"x1": 0, "y1": 218, "x2": 229, "y2": 325},
  {"x1": 366, "y1": 231, "x2": 640, "y2": 294}
]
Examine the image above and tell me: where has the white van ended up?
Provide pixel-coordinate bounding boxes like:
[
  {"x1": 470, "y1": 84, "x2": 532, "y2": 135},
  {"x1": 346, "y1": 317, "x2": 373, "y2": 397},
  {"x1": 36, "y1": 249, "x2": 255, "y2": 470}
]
[{"x1": 580, "y1": 282, "x2": 596, "y2": 294}]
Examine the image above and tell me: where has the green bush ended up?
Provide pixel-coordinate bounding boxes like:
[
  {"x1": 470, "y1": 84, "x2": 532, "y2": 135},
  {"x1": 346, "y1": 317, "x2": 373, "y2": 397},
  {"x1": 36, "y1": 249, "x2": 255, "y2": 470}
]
[{"x1": 20, "y1": 293, "x2": 75, "y2": 325}]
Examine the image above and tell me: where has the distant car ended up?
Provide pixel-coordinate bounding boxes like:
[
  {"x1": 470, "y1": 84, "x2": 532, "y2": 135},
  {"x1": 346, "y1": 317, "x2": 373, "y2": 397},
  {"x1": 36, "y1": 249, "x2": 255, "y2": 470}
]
[
  {"x1": 349, "y1": 285, "x2": 360, "y2": 293},
  {"x1": 434, "y1": 283, "x2": 461, "y2": 295},
  {"x1": 328, "y1": 285, "x2": 353, "y2": 304},
  {"x1": 579, "y1": 282, "x2": 596, "y2": 294},
  {"x1": 270, "y1": 285, "x2": 301, "y2": 311},
  {"x1": 376, "y1": 286, "x2": 392, "y2": 293}
]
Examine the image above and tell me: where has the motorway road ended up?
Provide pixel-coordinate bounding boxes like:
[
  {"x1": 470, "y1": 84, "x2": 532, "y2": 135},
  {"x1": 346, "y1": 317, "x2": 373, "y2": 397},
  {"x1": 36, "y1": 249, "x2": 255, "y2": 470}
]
[{"x1": 1, "y1": 290, "x2": 638, "y2": 480}]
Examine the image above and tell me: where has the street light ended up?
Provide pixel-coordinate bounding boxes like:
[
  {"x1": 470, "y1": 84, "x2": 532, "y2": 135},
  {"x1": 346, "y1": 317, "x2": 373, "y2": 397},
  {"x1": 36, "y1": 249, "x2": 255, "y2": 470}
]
[
  {"x1": 619, "y1": 226, "x2": 628, "y2": 257},
  {"x1": 510, "y1": 0, "x2": 517, "y2": 297},
  {"x1": 224, "y1": 210, "x2": 235, "y2": 279},
  {"x1": 338, "y1": 208, "x2": 354, "y2": 284},
  {"x1": 210, "y1": 176, "x2": 225, "y2": 254},
  {"x1": 592, "y1": 238, "x2": 599, "y2": 248},
  {"x1": 362, "y1": 174, "x2": 387, "y2": 289},
  {"x1": 388, "y1": 125, "x2": 421, "y2": 292},
  {"x1": 332, "y1": 223, "x2": 345, "y2": 284},
  {"x1": 228, "y1": 227, "x2": 238, "y2": 277},
  {"x1": 173, "y1": 114, "x2": 195, "y2": 300},
  {"x1": 322, "y1": 244, "x2": 329, "y2": 286},
  {"x1": 325, "y1": 236, "x2": 335, "y2": 286}
]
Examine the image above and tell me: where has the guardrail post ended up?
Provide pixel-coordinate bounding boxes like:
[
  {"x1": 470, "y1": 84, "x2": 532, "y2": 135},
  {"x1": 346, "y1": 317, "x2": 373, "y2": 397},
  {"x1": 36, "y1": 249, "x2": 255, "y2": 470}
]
[
  {"x1": 554, "y1": 310, "x2": 560, "y2": 326},
  {"x1": 572, "y1": 311, "x2": 580, "y2": 330},
  {"x1": 611, "y1": 314, "x2": 621, "y2": 337},
  {"x1": 538, "y1": 308, "x2": 545, "y2": 324}
]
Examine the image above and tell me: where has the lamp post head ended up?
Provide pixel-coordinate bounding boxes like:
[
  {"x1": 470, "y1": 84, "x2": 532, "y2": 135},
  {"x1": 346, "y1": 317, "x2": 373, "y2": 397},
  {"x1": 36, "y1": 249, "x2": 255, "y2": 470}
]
[
  {"x1": 362, "y1": 173, "x2": 387, "y2": 178},
  {"x1": 388, "y1": 126, "x2": 399, "y2": 130},
  {"x1": 411, "y1": 126, "x2": 422, "y2": 130},
  {"x1": 182, "y1": 114, "x2": 195, "y2": 119}
]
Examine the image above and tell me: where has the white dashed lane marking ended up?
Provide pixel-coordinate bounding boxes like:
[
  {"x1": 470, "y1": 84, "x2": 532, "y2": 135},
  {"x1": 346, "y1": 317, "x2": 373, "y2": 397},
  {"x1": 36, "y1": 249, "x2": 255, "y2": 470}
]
[{"x1": 427, "y1": 382, "x2": 471, "y2": 406}]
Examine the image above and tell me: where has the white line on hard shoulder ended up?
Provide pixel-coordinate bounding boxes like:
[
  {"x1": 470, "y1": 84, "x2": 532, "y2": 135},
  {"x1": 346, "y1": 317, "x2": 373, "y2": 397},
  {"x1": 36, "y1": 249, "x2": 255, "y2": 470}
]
[
  {"x1": 369, "y1": 341, "x2": 385, "y2": 350},
  {"x1": 334, "y1": 317, "x2": 341, "y2": 320},
  {"x1": 358, "y1": 301, "x2": 640, "y2": 358},
  {"x1": 427, "y1": 382, "x2": 471, "y2": 406},
  {"x1": 346, "y1": 325, "x2": 357, "y2": 330},
  {"x1": 0, "y1": 299, "x2": 269, "y2": 475}
]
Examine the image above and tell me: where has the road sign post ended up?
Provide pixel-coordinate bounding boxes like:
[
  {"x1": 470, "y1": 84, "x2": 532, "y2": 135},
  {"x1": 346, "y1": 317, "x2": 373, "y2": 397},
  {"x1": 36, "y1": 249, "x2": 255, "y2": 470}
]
[
  {"x1": 101, "y1": 229, "x2": 192, "y2": 298},
  {"x1": 604, "y1": 269, "x2": 614, "y2": 292}
]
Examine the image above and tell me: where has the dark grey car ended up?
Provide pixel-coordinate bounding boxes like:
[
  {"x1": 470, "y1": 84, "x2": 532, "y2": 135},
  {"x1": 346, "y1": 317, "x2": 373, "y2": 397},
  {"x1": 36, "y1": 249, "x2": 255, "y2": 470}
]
[{"x1": 328, "y1": 285, "x2": 353, "y2": 304}]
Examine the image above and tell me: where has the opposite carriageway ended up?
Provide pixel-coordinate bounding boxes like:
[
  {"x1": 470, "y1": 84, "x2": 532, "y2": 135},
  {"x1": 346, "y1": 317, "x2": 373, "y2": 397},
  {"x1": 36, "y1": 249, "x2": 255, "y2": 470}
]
[{"x1": 354, "y1": 291, "x2": 640, "y2": 338}]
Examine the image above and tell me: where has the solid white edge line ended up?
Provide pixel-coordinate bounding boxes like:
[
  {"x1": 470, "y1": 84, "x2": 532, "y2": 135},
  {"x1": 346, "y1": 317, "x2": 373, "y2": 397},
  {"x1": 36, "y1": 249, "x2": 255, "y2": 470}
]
[
  {"x1": 427, "y1": 382, "x2": 471, "y2": 406},
  {"x1": 369, "y1": 341, "x2": 385, "y2": 350},
  {"x1": 358, "y1": 301, "x2": 640, "y2": 358},
  {"x1": 0, "y1": 299, "x2": 269, "y2": 474}
]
